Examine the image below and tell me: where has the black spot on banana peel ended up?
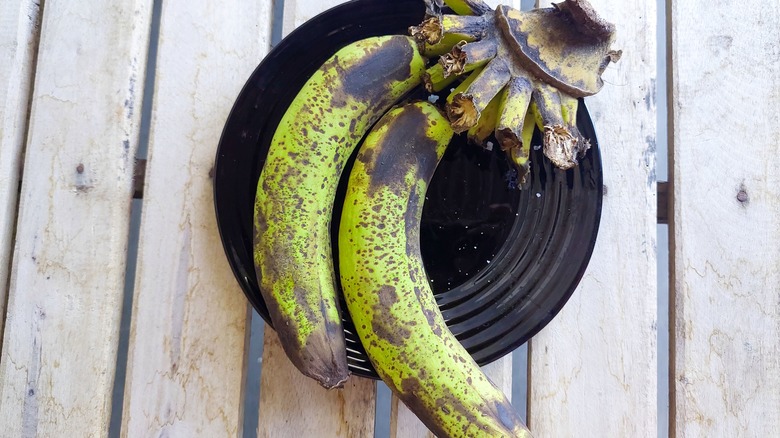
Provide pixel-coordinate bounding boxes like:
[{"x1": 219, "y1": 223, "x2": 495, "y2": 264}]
[
  {"x1": 356, "y1": 103, "x2": 440, "y2": 197},
  {"x1": 253, "y1": 36, "x2": 426, "y2": 389},
  {"x1": 339, "y1": 101, "x2": 532, "y2": 437}
]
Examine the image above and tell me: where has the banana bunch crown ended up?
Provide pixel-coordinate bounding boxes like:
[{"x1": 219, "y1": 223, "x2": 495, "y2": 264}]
[{"x1": 412, "y1": 0, "x2": 620, "y2": 185}]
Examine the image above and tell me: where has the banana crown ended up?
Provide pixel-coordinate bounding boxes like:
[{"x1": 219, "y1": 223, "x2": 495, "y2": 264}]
[{"x1": 413, "y1": 0, "x2": 619, "y2": 185}]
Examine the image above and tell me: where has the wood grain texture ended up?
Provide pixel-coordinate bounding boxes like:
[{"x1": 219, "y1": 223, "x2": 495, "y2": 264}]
[
  {"x1": 257, "y1": 330, "x2": 376, "y2": 437},
  {"x1": 670, "y1": 1, "x2": 780, "y2": 435},
  {"x1": 389, "y1": 357, "x2": 514, "y2": 438},
  {"x1": 120, "y1": 1, "x2": 272, "y2": 436},
  {"x1": 257, "y1": 2, "x2": 377, "y2": 435},
  {"x1": 0, "y1": 1, "x2": 152, "y2": 435},
  {"x1": 281, "y1": 0, "x2": 344, "y2": 34},
  {"x1": 0, "y1": 0, "x2": 41, "y2": 342},
  {"x1": 527, "y1": 0, "x2": 658, "y2": 436}
]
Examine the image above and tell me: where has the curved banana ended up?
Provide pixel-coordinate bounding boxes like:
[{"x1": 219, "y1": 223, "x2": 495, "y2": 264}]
[
  {"x1": 254, "y1": 35, "x2": 426, "y2": 389},
  {"x1": 339, "y1": 101, "x2": 532, "y2": 437}
]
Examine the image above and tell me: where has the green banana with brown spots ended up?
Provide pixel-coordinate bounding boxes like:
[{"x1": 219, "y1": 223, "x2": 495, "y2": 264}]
[
  {"x1": 339, "y1": 101, "x2": 532, "y2": 437},
  {"x1": 254, "y1": 35, "x2": 426, "y2": 389}
]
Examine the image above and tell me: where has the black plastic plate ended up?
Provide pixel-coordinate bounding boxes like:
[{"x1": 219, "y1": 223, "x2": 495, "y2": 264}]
[{"x1": 214, "y1": 0, "x2": 603, "y2": 379}]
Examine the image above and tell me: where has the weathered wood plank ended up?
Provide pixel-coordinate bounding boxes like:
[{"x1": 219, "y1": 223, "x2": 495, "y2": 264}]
[
  {"x1": 670, "y1": 1, "x2": 780, "y2": 435},
  {"x1": 0, "y1": 1, "x2": 152, "y2": 435},
  {"x1": 281, "y1": 0, "x2": 343, "y2": 33},
  {"x1": 256, "y1": 1, "x2": 377, "y2": 436},
  {"x1": 527, "y1": 0, "x2": 658, "y2": 435},
  {"x1": 0, "y1": 0, "x2": 41, "y2": 343},
  {"x1": 257, "y1": 330, "x2": 376, "y2": 437},
  {"x1": 120, "y1": 1, "x2": 272, "y2": 436}
]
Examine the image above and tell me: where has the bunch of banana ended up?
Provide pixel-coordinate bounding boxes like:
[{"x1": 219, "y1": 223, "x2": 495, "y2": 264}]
[
  {"x1": 253, "y1": 0, "x2": 618, "y2": 435},
  {"x1": 412, "y1": 0, "x2": 621, "y2": 185},
  {"x1": 339, "y1": 101, "x2": 532, "y2": 437}
]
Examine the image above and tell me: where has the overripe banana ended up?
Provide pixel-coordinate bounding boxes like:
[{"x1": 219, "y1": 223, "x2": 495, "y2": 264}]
[
  {"x1": 254, "y1": 35, "x2": 426, "y2": 389},
  {"x1": 338, "y1": 101, "x2": 532, "y2": 437}
]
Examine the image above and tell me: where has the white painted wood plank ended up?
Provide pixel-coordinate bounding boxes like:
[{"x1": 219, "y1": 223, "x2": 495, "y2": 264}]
[
  {"x1": 257, "y1": 2, "x2": 378, "y2": 435},
  {"x1": 390, "y1": 357, "x2": 514, "y2": 438},
  {"x1": 257, "y1": 330, "x2": 376, "y2": 437},
  {"x1": 670, "y1": 1, "x2": 780, "y2": 435},
  {"x1": 119, "y1": 1, "x2": 272, "y2": 436},
  {"x1": 0, "y1": 1, "x2": 152, "y2": 435},
  {"x1": 0, "y1": 0, "x2": 41, "y2": 341},
  {"x1": 281, "y1": 0, "x2": 345, "y2": 34},
  {"x1": 528, "y1": 0, "x2": 658, "y2": 435}
]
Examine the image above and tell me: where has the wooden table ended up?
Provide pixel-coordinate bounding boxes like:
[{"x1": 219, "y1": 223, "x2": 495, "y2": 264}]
[{"x1": 0, "y1": 0, "x2": 777, "y2": 436}]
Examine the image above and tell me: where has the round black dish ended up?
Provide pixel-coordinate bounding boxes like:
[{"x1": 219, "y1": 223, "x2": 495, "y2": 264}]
[{"x1": 214, "y1": 0, "x2": 603, "y2": 379}]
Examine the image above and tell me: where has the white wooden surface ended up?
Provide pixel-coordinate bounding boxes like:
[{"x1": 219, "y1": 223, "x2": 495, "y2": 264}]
[
  {"x1": 3, "y1": 0, "x2": 780, "y2": 436},
  {"x1": 528, "y1": 0, "x2": 658, "y2": 435},
  {"x1": 670, "y1": 0, "x2": 780, "y2": 435},
  {"x1": 120, "y1": 1, "x2": 272, "y2": 436},
  {"x1": 0, "y1": 0, "x2": 152, "y2": 435},
  {"x1": 0, "y1": 0, "x2": 41, "y2": 340}
]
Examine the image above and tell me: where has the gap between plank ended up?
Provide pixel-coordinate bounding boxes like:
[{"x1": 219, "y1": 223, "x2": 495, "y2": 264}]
[
  {"x1": 108, "y1": 0, "x2": 163, "y2": 435},
  {"x1": 664, "y1": 0, "x2": 677, "y2": 433},
  {"x1": 657, "y1": 181, "x2": 669, "y2": 224}
]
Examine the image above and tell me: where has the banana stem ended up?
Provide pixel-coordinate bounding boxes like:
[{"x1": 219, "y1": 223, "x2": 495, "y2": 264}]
[
  {"x1": 560, "y1": 93, "x2": 591, "y2": 158},
  {"x1": 532, "y1": 83, "x2": 581, "y2": 169},
  {"x1": 424, "y1": 63, "x2": 460, "y2": 92},
  {"x1": 439, "y1": 38, "x2": 498, "y2": 77},
  {"x1": 446, "y1": 57, "x2": 512, "y2": 133},
  {"x1": 467, "y1": 87, "x2": 503, "y2": 146},
  {"x1": 420, "y1": 33, "x2": 472, "y2": 57},
  {"x1": 410, "y1": 15, "x2": 488, "y2": 46},
  {"x1": 445, "y1": 66, "x2": 483, "y2": 104},
  {"x1": 496, "y1": 75, "x2": 533, "y2": 151},
  {"x1": 514, "y1": 108, "x2": 537, "y2": 187},
  {"x1": 441, "y1": 14, "x2": 489, "y2": 38}
]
